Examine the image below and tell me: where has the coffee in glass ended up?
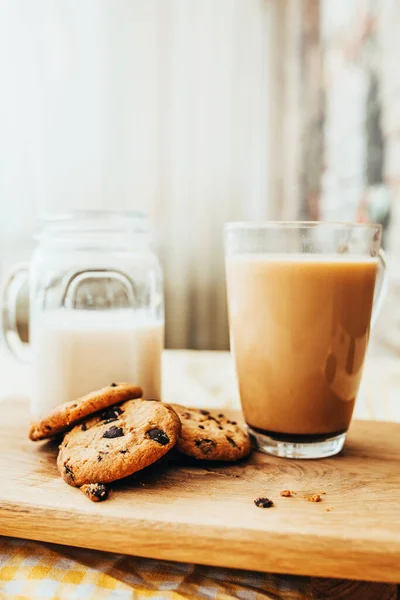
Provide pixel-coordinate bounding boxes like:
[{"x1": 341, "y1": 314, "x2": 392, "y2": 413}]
[{"x1": 225, "y1": 222, "x2": 387, "y2": 459}]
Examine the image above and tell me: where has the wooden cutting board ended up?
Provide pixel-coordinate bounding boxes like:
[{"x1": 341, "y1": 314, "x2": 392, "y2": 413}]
[{"x1": 1, "y1": 398, "x2": 400, "y2": 584}]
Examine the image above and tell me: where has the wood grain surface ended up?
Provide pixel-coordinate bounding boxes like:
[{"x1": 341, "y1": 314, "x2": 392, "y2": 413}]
[{"x1": 1, "y1": 398, "x2": 400, "y2": 585}]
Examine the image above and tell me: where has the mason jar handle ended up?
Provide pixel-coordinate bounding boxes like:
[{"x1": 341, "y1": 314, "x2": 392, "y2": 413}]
[
  {"x1": 2, "y1": 263, "x2": 31, "y2": 363},
  {"x1": 371, "y1": 249, "x2": 388, "y2": 328},
  {"x1": 61, "y1": 269, "x2": 137, "y2": 309}
]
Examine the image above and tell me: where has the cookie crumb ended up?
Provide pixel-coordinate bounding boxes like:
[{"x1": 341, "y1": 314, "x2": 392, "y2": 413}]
[
  {"x1": 319, "y1": 490, "x2": 326, "y2": 495},
  {"x1": 280, "y1": 489, "x2": 296, "y2": 497},
  {"x1": 325, "y1": 506, "x2": 333, "y2": 512},
  {"x1": 81, "y1": 483, "x2": 109, "y2": 502},
  {"x1": 254, "y1": 497, "x2": 274, "y2": 508},
  {"x1": 307, "y1": 493, "x2": 322, "y2": 503}
]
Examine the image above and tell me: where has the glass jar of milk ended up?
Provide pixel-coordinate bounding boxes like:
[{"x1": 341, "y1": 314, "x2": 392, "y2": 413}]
[{"x1": 2, "y1": 211, "x2": 164, "y2": 419}]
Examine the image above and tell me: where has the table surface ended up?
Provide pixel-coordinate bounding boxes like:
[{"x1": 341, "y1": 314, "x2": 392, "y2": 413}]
[
  {"x1": 1, "y1": 347, "x2": 400, "y2": 600},
  {"x1": 2, "y1": 347, "x2": 400, "y2": 421}
]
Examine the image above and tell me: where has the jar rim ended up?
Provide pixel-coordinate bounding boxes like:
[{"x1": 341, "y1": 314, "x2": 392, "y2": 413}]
[{"x1": 36, "y1": 210, "x2": 149, "y2": 238}]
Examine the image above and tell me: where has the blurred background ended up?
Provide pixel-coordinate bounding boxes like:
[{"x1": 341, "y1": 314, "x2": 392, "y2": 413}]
[{"x1": 0, "y1": 0, "x2": 399, "y2": 352}]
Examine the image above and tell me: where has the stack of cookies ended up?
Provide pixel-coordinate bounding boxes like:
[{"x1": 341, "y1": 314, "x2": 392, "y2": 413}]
[{"x1": 29, "y1": 383, "x2": 251, "y2": 501}]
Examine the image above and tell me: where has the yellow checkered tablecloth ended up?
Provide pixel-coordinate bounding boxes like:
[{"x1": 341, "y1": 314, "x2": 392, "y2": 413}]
[
  {"x1": 0, "y1": 536, "x2": 305, "y2": 600},
  {"x1": 1, "y1": 537, "x2": 398, "y2": 600}
]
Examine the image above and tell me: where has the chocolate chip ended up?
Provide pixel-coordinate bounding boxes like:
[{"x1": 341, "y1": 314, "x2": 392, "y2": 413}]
[
  {"x1": 97, "y1": 451, "x2": 108, "y2": 462},
  {"x1": 97, "y1": 455, "x2": 103, "y2": 462},
  {"x1": 81, "y1": 423, "x2": 87, "y2": 431},
  {"x1": 198, "y1": 425, "x2": 205, "y2": 430},
  {"x1": 64, "y1": 465, "x2": 75, "y2": 481},
  {"x1": 103, "y1": 426, "x2": 124, "y2": 439},
  {"x1": 146, "y1": 428, "x2": 170, "y2": 446},
  {"x1": 100, "y1": 405, "x2": 123, "y2": 422},
  {"x1": 200, "y1": 410, "x2": 210, "y2": 415},
  {"x1": 120, "y1": 449, "x2": 129, "y2": 454},
  {"x1": 71, "y1": 403, "x2": 78, "y2": 408},
  {"x1": 231, "y1": 421, "x2": 237, "y2": 425},
  {"x1": 110, "y1": 383, "x2": 118, "y2": 387},
  {"x1": 218, "y1": 426, "x2": 223, "y2": 430},
  {"x1": 195, "y1": 438, "x2": 217, "y2": 455},
  {"x1": 207, "y1": 415, "x2": 218, "y2": 422},
  {"x1": 226, "y1": 436, "x2": 238, "y2": 448},
  {"x1": 254, "y1": 497, "x2": 274, "y2": 508},
  {"x1": 218, "y1": 413, "x2": 224, "y2": 418}
]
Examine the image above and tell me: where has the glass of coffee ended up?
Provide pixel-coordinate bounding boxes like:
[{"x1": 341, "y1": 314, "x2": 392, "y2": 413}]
[{"x1": 225, "y1": 222, "x2": 387, "y2": 459}]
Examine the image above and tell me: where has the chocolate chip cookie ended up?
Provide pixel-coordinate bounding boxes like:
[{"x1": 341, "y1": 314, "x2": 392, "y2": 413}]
[
  {"x1": 171, "y1": 405, "x2": 251, "y2": 461},
  {"x1": 57, "y1": 399, "x2": 181, "y2": 486},
  {"x1": 29, "y1": 383, "x2": 143, "y2": 441}
]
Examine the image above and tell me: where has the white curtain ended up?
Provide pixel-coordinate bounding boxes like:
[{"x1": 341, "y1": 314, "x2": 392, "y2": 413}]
[{"x1": 0, "y1": 0, "x2": 276, "y2": 349}]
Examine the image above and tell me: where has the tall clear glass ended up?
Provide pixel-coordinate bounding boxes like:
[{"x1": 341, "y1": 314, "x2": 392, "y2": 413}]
[{"x1": 225, "y1": 222, "x2": 387, "y2": 459}]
